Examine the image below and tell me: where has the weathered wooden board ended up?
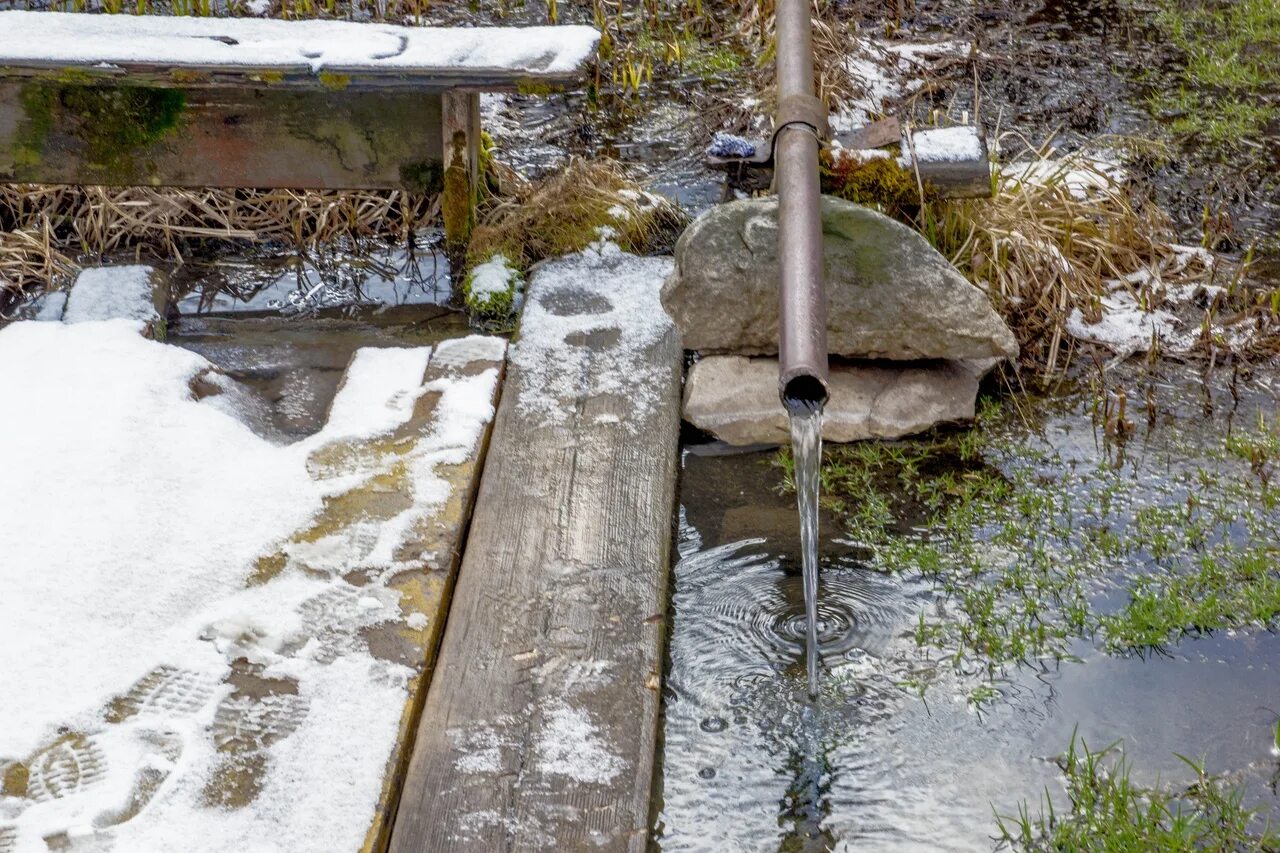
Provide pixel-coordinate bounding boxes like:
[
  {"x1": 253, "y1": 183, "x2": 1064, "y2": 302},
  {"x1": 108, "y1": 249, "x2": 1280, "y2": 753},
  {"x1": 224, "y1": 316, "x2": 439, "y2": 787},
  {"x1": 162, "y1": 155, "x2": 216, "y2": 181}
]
[
  {"x1": 0, "y1": 81, "x2": 448, "y2": 190},
  {"x1": 389, "y1": 249, "x2": 682, "y2": 852},
  {"x1": 0, "y1": 12, "x2": 599, "y2": 90}
]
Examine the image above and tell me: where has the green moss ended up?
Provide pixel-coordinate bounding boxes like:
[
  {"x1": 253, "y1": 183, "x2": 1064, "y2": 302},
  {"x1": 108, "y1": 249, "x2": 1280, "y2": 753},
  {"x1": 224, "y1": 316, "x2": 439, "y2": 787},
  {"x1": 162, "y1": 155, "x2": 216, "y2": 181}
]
[
  {"x1": 169, "y1": 69, "x2": 211, "y2": 86},
  {"x1": 251, "y1": 71, "x2": 286, "y2": 85},
  {"x1": 398, "y1": 160, "x2": 443, "y2": 194},
  {"x1": 462, "y1": 252, "x2": 521, "y2": 321},
  {"x1": 441, "y1": 132, "x2": 474, "y2": 253},
  {"x1": 516, "y1": 78, "x2": 557, "y2": 96},
  {"x1": 14, "y1": 84, "x2": 57, "y2": 170},
  {"x1": 54, "y1": 68, "x2": 96, "y2": 86},
  {"x1": 15, "y1": 83, "x2": 186, "y2": 182},
  {"x1": 317, "y1": 71, "x2": 351, "y2": 91},
  {"x1": 820, "y1": 152, "x2": 928, "y2": 213}
]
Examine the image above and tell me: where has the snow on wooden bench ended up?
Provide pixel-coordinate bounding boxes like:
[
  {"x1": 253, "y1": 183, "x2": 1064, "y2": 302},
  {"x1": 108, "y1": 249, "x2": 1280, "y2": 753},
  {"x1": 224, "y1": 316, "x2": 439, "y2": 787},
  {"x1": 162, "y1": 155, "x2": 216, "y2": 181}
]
[{"x1": 0, "y1": 11, "x2": 599, "y2": 241}]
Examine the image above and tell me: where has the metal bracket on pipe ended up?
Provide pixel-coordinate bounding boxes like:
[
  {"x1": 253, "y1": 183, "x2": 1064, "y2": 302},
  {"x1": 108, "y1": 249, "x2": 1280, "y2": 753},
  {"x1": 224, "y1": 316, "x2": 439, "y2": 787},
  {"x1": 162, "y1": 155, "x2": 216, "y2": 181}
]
[{"x1": 771, "y1": 92, "x2": 830, "y2": 145}]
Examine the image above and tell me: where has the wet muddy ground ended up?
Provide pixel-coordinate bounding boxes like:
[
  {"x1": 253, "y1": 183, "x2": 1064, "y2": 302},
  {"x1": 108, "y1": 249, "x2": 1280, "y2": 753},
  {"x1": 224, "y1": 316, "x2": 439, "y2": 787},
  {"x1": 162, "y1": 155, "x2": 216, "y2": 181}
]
[{"x1": 654, "y1": 364, "x2": 1280, "y2": 850}]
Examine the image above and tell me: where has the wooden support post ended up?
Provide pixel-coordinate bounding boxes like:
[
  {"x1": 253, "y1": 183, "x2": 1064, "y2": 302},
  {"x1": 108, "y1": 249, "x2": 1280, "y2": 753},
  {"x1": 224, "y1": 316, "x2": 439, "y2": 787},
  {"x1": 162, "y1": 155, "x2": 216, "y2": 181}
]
[{"x1": 441, "y1": 90, "x2": 480, "y2": 253}]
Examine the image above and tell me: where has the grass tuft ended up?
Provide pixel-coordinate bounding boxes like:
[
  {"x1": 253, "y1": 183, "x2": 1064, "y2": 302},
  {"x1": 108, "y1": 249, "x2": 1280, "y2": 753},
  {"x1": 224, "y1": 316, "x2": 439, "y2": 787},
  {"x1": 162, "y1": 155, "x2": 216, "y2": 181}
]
[{"x1": 995, "y1": 732, "x2": 1280, "y2": 851}]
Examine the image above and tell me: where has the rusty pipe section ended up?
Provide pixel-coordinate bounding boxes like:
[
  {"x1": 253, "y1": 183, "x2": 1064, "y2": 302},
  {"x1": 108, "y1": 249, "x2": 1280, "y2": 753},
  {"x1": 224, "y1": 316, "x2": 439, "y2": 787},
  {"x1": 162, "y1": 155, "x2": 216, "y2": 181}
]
[{"x1": 774, "y1": 0, "x2": 829, "y2": 409}]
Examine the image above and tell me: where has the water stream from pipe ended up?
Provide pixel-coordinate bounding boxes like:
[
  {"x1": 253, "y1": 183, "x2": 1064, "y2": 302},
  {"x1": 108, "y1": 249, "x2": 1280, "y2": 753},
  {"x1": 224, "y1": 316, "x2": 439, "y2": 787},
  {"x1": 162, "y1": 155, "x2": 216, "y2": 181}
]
[{"x1": 786, "y1": 401, "x2": 824, "y2": 698}]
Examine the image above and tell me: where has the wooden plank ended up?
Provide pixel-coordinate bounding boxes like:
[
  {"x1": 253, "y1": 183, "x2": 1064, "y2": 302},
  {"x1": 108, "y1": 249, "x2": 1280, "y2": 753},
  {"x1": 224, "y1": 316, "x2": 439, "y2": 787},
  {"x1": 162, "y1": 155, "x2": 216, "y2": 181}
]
[
  {"x1": 0, "y1": 12, "x2": 599, "y2": 90},
  {"x1": 0, "y1": 81, "x2": 444, "y2": 189},
  {"x1": 843, "y1": 115, "x2": 901, "y2": 150},
  {"x1": 251, "y1": 335, "x2": 507, "y2": 853},
  {"x1": 389, "y1": 250, "x2": 682, "y2": 852}
]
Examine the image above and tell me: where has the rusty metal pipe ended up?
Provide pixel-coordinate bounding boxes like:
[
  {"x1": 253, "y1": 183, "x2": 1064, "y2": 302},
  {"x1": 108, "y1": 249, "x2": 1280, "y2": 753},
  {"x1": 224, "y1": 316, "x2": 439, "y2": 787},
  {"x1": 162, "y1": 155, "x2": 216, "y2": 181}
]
[{"x1": 774, "y1": 0, "x2": 829, "y2": 409}]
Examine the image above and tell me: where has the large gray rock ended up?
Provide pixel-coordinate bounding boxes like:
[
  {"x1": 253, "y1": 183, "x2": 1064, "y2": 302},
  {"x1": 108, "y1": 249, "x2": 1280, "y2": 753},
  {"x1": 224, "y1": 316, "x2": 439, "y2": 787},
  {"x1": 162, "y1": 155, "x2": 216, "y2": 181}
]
[
  {"x1": 661, "y1": 196, "x2": 1018, "y2": 361},
  {"x1": 683, "y1": 355, "x2": 995, "y2": 445}
]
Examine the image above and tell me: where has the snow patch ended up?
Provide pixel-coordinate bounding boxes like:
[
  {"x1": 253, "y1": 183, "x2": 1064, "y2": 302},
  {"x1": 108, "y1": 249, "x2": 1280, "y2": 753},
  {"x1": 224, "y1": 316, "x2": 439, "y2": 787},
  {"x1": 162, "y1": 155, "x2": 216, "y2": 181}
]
[
  {"x1": 466, "y1": 254, "x2": 521, "y2": 308},
  {"x1": 909, "y1": 126, "x2": 984, "y2": 163},
  {"x1": 0, "y1": 320, "x2": 503, "y2": 851},
  {"x1": 63, "y1": 265, "x2": 159, "y2": 325},
  {"x1": 321, "y1": 345, "x2": 432, "y2": 440},
  {"x1": 511, "y1": 245, "x2": 674, "y2": 429},
  {"x1": 0, "y1": 11, "x2": 600, "y2": 76},
  {"x1": 536, "y1": 703, "x2": 624, "y2": 784}
]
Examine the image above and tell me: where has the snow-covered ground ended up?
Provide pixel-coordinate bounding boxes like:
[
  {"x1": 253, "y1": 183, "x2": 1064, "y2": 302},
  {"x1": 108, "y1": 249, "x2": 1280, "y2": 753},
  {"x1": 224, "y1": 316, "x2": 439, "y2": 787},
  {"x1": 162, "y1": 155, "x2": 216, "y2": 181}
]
[{"x1": 0, "y1": 311, "x2": 503, "y2": 851}]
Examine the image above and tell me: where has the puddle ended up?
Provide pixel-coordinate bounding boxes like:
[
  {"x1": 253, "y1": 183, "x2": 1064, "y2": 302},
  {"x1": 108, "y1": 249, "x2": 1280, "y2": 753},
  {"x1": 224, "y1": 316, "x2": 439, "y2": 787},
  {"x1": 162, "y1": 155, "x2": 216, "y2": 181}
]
[
  {"x1": 170, "y1": 234, "x2": 454, "y2": 318},
  {"x1": 169, "y1": 309, "x2": 472, "y2": 440},
  {"x1": 655, "y1": 365, "x2": 1280, "y2": 850}
]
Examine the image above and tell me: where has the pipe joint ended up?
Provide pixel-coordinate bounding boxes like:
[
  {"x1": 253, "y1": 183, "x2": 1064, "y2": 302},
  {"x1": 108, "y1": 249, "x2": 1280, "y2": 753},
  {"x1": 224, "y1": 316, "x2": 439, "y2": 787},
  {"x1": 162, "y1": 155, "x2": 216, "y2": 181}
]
[{"x1": 773, "y1": 92, "x2": 830, "y2": 142}]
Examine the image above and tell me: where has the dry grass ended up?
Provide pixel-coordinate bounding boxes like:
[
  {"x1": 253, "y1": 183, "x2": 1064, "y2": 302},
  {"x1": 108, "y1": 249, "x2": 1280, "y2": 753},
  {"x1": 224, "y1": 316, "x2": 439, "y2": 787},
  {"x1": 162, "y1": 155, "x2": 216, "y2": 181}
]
[
  {"x1": 914, "y1": 137, "x2": 1276, "y2": 376},
  {"x1": 466, "y1": 157, "x2": 683, "y2": 270},
  {"x1": 0, "y1": 184, "x2": 435, "y2": 309}
]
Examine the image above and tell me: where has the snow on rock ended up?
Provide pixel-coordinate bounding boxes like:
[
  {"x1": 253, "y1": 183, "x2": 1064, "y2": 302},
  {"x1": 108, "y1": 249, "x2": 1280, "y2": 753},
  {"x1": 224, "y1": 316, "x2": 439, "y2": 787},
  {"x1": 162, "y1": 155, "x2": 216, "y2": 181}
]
[
  {"x1": 0, "y1": 319, "x2": 505, "y2": 851},
  {"x1": 511, "y1": 244, "x2": 674, "y2": 429},
  {"x1": 468, "y1": 256, "x2": 520, "y2": 301},
  {"x1": 63, "y1": 265, "x2": 160, "y2": 325},
  {"x1": 0, "y1": 11, "x2": 599, "y2": 76},
  {"x1": 465, "y1": 254, "x2": 521, "y2": 315},
  {"x1": 909, "y1": 126, "x2": 984, "y2": 163}
]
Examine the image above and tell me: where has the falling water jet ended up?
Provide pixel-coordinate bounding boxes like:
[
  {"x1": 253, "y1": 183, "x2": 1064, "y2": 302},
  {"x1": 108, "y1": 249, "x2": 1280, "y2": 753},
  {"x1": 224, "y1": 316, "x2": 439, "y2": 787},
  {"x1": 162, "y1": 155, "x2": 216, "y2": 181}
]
[{"x1": 784, "y1": 377, "x2": 826, "y2": 699}]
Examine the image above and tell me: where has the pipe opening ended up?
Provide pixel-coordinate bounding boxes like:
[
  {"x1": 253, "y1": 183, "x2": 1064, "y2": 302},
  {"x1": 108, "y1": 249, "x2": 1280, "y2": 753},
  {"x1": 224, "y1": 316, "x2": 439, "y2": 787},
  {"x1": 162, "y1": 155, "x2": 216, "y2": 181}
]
[{"x1": 782, "y1": 374, "x2": 828, "y2": 414}]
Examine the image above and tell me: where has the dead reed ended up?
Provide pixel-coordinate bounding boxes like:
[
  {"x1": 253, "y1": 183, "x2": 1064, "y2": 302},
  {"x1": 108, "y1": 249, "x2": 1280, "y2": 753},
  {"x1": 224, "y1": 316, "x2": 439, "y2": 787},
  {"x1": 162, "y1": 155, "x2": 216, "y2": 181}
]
[{"x1": 0, "y1": 184, "x2": 435, "y2": 308}]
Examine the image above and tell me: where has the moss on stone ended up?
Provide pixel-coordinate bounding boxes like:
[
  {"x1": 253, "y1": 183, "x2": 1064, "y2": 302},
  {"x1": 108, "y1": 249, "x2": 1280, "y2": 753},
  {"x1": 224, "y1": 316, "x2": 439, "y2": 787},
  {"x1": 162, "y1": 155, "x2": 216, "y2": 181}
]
[
  {"x1": 169, "y1": 68, "x2": 211, "y2": 85},
  {"x1": 462, "y1": 252, "x2": 521, "y2": 321},
  {"x1": 819, "y1": 147, "x2": 942, "y2": 212},
  {"x1": 317, "y1": 71, "x2": 351, "y2": 91},
  {"x1": 515, "y1": 78, "x2": 558, "y2": 96},
  {"x1": 820, "y1": 150, "x2": 931, "y2": 213}
]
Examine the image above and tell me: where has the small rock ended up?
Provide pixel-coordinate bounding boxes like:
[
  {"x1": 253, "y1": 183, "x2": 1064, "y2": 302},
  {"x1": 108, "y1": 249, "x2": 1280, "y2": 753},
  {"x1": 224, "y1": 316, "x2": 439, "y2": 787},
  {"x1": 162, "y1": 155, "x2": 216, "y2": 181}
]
[
  {"x1": 63, "y1": 265, "x2": 168, "y2": 330},
  {"x1": 683, "y1": 355, "x2": 997, "y2": 445},
  {"x1": 661, "y1": 196, "x2": 1018, "y2": 361}
]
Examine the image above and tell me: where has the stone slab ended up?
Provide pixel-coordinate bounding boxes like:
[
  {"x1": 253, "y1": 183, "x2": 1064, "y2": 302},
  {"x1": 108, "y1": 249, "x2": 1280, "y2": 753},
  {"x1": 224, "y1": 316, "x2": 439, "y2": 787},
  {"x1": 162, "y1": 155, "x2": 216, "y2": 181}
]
[
  {"x1": 63, "y1": 265, "x2": 165, "y2": 326},
  {"x1": 683, "y1": 354, "x2": 997, "y2": 445}
]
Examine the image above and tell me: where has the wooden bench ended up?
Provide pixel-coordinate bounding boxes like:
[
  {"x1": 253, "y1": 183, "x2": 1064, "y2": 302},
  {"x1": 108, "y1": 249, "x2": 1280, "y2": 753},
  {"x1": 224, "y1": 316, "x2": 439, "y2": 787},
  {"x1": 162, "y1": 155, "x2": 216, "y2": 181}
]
[{"x1": 0, "y1": 11, "x2": 599, "y2": 245}]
